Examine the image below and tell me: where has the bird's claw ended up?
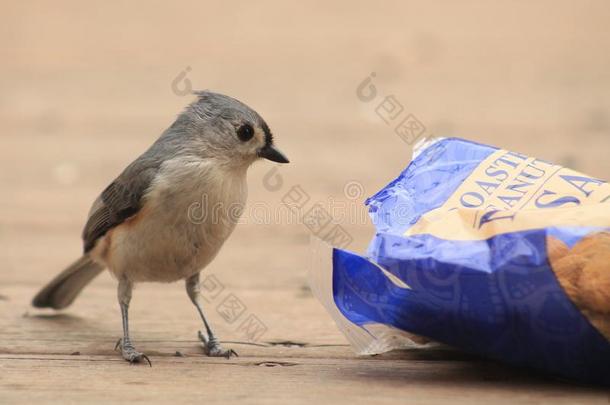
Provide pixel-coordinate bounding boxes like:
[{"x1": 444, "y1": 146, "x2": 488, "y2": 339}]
[
  {"x1": 115, "y1": 338, "x2": 152, "y2": 367},
  {"x1": 198, "y1": 330, "x2": 238, "y2": 359}
]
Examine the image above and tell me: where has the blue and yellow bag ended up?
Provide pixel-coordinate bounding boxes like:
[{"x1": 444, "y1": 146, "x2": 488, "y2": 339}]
[{"x1": 310, "y1": 137, "x2": 610, "y2": 385}]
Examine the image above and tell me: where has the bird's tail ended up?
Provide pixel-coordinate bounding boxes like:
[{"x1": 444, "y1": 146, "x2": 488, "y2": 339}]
[{"x1": 32, "y1": 255, "x2": 104, "y2": 310}]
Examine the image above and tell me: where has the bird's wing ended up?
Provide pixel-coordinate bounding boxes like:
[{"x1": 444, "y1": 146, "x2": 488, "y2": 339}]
[{"x1": 82, "y1": 162, "x2": 161, "y2": 253}]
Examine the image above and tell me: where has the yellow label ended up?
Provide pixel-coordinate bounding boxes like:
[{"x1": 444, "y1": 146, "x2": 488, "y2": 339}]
[{"x1": 405, "y1": 149, "x2": 610, "y2": 240}]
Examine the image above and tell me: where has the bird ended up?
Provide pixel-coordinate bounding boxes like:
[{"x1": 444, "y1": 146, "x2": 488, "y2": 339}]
[{"x1": 32, "y1": 91, "x2": 289, "y2": 365}]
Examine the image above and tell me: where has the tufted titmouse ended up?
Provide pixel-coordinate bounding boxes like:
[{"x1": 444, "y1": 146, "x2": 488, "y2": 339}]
[{"x1": 32, "y1": 91, "x2": 289, "y2": 365}]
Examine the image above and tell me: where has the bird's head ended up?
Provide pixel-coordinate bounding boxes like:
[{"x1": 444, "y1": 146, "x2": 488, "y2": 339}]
[{"x1": 171, "y1": 91, "x2": 289, "y2": 168}]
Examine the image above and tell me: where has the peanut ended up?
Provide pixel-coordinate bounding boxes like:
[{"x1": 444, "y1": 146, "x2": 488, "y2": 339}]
[
  {"x1": 547, "y1": 232, "x2": 610, "y2": 340},
  {"x1": 549, "y1": 254, "x2": 587, "y2": 307},
  {"x1": 547, "y1": 235, "x2": 569, "y2": 265},
  {"x1": 578, "y1": 251, "x2": 610, "y2": 314},
  {"x1": 571, "y1": 231, "x2": 610, "y2": 260}
]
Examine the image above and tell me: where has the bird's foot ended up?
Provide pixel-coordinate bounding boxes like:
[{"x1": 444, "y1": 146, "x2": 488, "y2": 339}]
[
  {"x1": 114, "y1": 338, "x2": 152, "y2": 366},
  {"x1": 198, "y1": 331, "x2": 238, "y2": 359}
]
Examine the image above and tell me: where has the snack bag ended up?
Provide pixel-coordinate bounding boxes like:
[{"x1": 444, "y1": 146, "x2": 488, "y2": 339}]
[{"x1": 309, "y1": 138, "x2": 610, "y2": 385}]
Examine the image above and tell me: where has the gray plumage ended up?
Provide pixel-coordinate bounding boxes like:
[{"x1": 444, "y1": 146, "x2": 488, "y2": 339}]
[
  {"x1": 32, "y1": 256, "x2": 104, "y2": 309},
  {"x1": 81, "y1": 91, "x2": 275, "y2": 254},
  {"x1": 32, "y1": 91, "x2": 289, "y2": 363}
]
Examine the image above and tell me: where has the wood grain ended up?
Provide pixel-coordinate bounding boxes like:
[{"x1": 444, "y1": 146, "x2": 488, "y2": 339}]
[{"x1": 2, "y1": 0, "x2": 610, "y2": 403}]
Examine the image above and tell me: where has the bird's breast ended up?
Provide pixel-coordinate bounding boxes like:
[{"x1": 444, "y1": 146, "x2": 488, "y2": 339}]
[{"x1": 106, "y1": 159, "x2": 248, "y2": 282}]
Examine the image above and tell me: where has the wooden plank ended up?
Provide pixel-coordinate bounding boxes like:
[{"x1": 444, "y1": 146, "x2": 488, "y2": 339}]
[
  {"x1": 3, "y1": 0, "x2": 610, "y2": 403},
  {"x1": 1, "y1": 354, "x2": 608, "y2": 405},
  {"x1": 1, "y1": 286, "x2": 608, "y2": 404}
]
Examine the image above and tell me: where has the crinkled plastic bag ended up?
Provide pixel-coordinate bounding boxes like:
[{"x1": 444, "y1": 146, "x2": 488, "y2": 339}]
[{"x1": 309, "y1": 137, "x2": 610, "y2": 385}]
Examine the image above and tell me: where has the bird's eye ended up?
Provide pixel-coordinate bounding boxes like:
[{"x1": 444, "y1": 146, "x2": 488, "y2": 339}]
[{"x1": 237, "y1": 124, "x2": 254, "y2": 142}]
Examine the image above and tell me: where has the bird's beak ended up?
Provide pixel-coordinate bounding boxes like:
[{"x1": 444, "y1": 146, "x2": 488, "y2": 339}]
[{"x1": 258, "y1": 144, "x2": 289, "y2": 163}]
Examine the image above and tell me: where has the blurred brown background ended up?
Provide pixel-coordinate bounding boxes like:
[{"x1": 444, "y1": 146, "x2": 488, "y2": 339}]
[{"x1": 2, "y1": 1, "x2": 610, "y2": 403}]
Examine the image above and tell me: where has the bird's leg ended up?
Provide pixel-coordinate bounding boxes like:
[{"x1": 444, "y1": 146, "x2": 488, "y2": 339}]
[
  {"x1": 115, "y1": 277, "x2": 151, "y2": 366},
  {"x1": 186, "y1": 273, "x2": 238, "y2": 358}
]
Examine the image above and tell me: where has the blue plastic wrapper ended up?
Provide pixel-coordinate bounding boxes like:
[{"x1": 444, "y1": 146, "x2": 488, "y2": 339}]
[{"x1": 309, "y1": 137, "x2": 610, "y2": 385}]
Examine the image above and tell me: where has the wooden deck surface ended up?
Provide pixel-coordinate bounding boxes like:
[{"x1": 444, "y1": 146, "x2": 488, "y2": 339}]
[{"x1": 2, "y1": 1, "x2": 610, "y2": 403}]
